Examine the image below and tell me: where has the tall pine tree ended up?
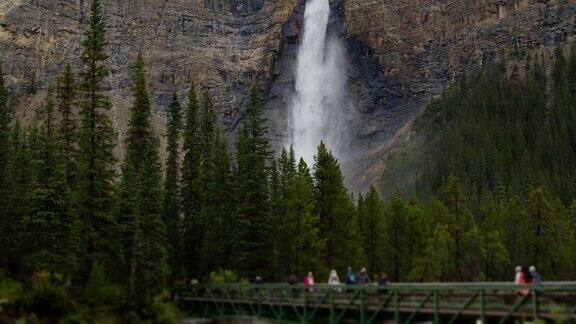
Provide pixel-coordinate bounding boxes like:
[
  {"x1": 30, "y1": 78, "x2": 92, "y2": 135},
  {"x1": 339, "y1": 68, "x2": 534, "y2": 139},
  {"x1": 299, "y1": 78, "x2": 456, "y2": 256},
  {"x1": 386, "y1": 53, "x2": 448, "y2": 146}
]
[
  {"x1": 235, "y1": 86, "x2": 272, "y2": 278},
  {"x1": 313, "y1": 142, "x2": 364, "y2": 272},
  {"x1": 203, "y1": 130, "x2": 234, "y2": 273},
  {"x1": 76, "y1": 0, "x2": 120, "y2": 277},
  {"x1": 0, "y1": 61, "x2": 14, "y2": 272},
  {"x1": 23, "y1": 85, "x2": 79, "y2": 278},
  {"x1": 57, "y1": 64, "x2": 78, "y2": 188},
  {"x1": 358, "y1": 186, "x2": 386, "y2": 277},
  {"x1": 181, "y1": 83, "x2": 202, "y2": 278},
  {"x1": 117, "y1": 54, "x2": 167, "y2": 309},
  {"x1": 164, "y1": 94, "x2": 183, "y2": 285}
]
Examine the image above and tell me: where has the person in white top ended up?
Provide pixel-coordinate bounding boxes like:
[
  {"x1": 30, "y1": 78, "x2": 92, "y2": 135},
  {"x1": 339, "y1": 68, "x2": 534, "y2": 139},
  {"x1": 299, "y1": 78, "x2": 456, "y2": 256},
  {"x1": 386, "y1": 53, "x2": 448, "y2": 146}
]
[{"x1": 328, "y1": 270, "x2": 340, "y2": 285}]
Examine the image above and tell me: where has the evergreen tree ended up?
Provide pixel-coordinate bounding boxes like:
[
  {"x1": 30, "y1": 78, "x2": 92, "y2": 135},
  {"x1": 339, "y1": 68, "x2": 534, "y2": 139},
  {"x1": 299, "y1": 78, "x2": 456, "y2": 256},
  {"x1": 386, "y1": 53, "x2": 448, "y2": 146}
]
[
  {"x1": 234, "y1": 86, "x2": 272, "y2": 277},
  {"x1": 197, "y1": 92, "x2": 216, "y2": 275},
  {"x1": 0, "y1": 61, "x2": 13, "y2": 272},
  {"x1": 383, "y1": 193, "x2": 412, "y2": 281},
  {"x1": 409, "y1": 224, "x2": 455, "y2": 282},
  {"x1": 203, "y1": 130, "x2": 234, "y2": 273},
  {"x1": 76, "y1": 0, "x2": 120, "y2": 277},
  {"x1": 164, "y1": 94, "x2": 183, "y2": 285},
  {"x1": 57, "y1": 64, "x2": 78, "y2": 188},
  {"x1": 117, "y1": 55, "x2": 166, "y2": 309},
  {"x1": 292, "y1": 158, "x2": 325, "y2": 276},
  {"x1": 181, "y1": 83, "x2": 202, "y2": 278},
  {"x1": 440, "y1": 175, "x2": 472, "y2": 280},
  {"x1": 272, "y1": 150, "x2": 324, "y2": 279},
  {"x1": 23, "y1": 85, "x2": 79, "y2": 277},
  {"x1": 358, "y1": 186, "x2": 386, "y2": 277},
  {"x1": 313, "y1": 141, "x2": 363, "y2": 271}
]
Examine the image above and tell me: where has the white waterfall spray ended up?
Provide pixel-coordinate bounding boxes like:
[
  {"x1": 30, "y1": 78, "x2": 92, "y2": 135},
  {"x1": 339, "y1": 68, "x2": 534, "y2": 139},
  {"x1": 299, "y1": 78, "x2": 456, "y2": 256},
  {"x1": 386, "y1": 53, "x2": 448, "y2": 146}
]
[{"x1": 290, "y1": 0, "x2": 350, "y2": 165}]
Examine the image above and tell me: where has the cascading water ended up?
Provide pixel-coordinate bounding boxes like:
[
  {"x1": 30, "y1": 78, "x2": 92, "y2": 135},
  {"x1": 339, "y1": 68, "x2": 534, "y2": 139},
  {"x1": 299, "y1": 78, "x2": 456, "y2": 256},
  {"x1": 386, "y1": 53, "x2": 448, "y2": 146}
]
[{"x1": 290, "y1": 0, "x2": 350, "y2": 165}]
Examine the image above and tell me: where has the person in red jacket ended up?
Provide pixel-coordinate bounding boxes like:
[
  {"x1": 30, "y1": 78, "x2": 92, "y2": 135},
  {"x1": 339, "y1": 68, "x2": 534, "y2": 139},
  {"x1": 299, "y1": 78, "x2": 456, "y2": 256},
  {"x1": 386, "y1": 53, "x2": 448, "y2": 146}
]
[{"x1": 304, "y1": 271, "x2": 315, "y2": 292}]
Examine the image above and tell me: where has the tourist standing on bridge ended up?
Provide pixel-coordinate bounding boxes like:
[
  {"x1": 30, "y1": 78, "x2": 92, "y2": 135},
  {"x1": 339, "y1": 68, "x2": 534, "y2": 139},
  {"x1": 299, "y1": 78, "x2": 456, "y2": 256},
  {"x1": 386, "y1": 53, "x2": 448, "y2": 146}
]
[
  {"x1": 378, "y1": 273, "x2": 389, "y2": 286},
  {"x1": 344, "y1": 267, "x2": 356, "y2": 285},
  {"x1": 530, "y1": 266, "x2": 542, "y2": 285},
  {"x1": 358, "y1": 267, "x2": 370, "y2": 285},
  {"x1": 304, "y1": 271, "x2": 315, "y2": 292},
  {"x1": 514, "y1": 266, "x2": 524, "y2": 284},
  {"x1": 328, "y1": 270, "x2": 341, "y2": 285},
  {"x1": 329, "y1": 270, "x2": 342, "y2": 292}
]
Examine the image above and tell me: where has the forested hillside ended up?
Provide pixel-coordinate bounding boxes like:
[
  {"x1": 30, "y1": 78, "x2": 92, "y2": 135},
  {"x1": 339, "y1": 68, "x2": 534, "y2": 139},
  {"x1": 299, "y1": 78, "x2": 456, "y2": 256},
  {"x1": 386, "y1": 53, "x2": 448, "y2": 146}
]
[
  {"x1": 418, "y1": 47, "x2": 576, "y2": 205},
  {"x1": 379, "y1": 45, "x2": 576, "y2": 280}
]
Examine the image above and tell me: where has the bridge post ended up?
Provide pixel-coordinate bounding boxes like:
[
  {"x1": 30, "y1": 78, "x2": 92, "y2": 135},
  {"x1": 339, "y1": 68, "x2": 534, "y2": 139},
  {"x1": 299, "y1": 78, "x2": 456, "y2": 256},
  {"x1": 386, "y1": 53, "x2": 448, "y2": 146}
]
[
  {"x1": 532, "y1": 290, "x2": 539, "y2": 320},
  {"x1": 394, "y1": 289, "x2": 400, "y2": 323},
  {"x1": 434, "y1": 290, "x2": 440, "y2": 324},
  {"x1": 480, "y1": 290, "x2": 485, "y2": 324},
  {"x1": 360, "y1": 288, "x2": 366, "y2": 324},
  {"x1": 303, "y1": 290, "x2": 308, "y2": 323},
  {"x1": 330, "y1": 290, "x2": 336, "y2": 324}
]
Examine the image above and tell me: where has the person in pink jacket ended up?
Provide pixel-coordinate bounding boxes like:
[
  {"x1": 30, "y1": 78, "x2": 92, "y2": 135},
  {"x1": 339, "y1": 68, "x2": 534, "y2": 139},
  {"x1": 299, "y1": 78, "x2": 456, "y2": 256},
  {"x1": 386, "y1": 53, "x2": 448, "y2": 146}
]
[
  {"x1": 304, "y1": 271, "x2": 315, "y2": 292},
  {"x1": 515, "y1": 266, "x2": 530, "y2": 296}
]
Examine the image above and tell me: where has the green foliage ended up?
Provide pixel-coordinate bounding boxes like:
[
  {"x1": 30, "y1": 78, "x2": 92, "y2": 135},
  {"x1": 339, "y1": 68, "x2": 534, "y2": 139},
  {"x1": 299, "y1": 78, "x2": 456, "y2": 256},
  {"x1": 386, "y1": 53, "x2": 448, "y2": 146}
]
[
  {"x1": 0, "y1": 271, "x2": 23, "y2": 313},
  {"x1": 234, "y1": 86, "x2": 272, "y2": 277},
  {"x1": 181, "y1": 83, "x2": 202, "y2": 278},
  {"x1": 117, "y1": 54, "x2": 167, "y2": 309},
  {"x1": 314, "y1": 142, "x2": 364, "y2": 271},
  {"x1": 409, "y1": 224, "x2": 455, "y2": 282},
  {"x1": 84, "y1": 263, "x2": 124, "y2": 308},
  {"x1": 76, "y1": 0, "x2": 120, "y2": 277},
  {"x1": 22, "y1": 84, "x2": 80, "y2": 277},
  {"x1": 164, "y1": 94, "x2": 183, "y2": 286},
  {"x1": 151, "y1": 291, "x2": 186, "y2": 324},
  {"x1": 208, "y1": 269, "x2": 247, "y2": 284},
  {"x1": 270, "y1": 149, "x2": 325, "y2": 280},
  {"x1": 0, "y1": 60, "x2": 14, "y2": 273},
  {"x1": 381, "y1": 47, "x2": 576, "y2": 281},
  {"x1": 202, "y1": 129, "x2": 235, "y2": 274},
  {"x1": 23, "y1": 271, "x2": 73, "y2": 319},
  {"x1": 357, "y1": 186, "x2": 386, "y2": 277},
  {"x1": 57, "y1": 64, "x2": 78, "y2": 188}
]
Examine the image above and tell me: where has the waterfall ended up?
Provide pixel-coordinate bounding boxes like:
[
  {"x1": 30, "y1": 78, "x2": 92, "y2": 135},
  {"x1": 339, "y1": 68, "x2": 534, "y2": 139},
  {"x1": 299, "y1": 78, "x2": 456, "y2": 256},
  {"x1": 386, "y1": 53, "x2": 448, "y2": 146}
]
[{"x1": 289, "y1": 0, "x2": 350, "y2": 166}]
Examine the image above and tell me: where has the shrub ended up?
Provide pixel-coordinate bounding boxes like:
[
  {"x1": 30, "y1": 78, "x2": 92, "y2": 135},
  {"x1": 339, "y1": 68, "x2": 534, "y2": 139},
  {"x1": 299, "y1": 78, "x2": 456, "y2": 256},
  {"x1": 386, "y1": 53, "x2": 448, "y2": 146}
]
[
  {"x1": 23, "y1": 271, "x2": 73, "y2": 319},
  {"x1": 84, "y1": 263, "x2": 125, "y2": 308},
  {"x1": 208, "y1": 269, "x2": 247, "y2": 284},
  {"x1": 0, "y1": 270, "x2": 23, "y2": 314}
]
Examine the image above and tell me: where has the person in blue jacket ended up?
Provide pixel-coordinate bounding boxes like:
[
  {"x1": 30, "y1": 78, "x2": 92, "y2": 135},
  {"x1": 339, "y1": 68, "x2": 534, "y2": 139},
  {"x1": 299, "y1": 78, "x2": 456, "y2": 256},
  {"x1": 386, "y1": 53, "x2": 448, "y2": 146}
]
[
  {"x1": 530, "y1": 266, "x2": 542, "y2": 285},
  {"x1": 344, "y1": 267, "x2": 356, "y2": 285}
]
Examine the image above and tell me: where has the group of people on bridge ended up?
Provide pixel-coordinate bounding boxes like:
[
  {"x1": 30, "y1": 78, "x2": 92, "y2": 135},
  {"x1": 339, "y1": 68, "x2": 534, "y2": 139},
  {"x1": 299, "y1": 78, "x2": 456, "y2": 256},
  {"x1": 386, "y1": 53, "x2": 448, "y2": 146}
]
[
  {"x1": 279, "y1": 267, "x2": 389, "y2": 289},
  {"x1": 515, "y1": 265, "x2": 542, "y2": 295},
  {"x1": 250, "y1": 265, "x2": 542, "y2": 292}
]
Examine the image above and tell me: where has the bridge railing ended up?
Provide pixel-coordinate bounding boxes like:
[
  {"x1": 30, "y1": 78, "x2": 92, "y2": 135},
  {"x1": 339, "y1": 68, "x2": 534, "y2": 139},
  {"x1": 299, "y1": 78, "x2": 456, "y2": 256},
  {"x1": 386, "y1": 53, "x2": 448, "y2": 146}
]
[{"x1": 180, "y1": 282, "x2": 576, "y2": 323}]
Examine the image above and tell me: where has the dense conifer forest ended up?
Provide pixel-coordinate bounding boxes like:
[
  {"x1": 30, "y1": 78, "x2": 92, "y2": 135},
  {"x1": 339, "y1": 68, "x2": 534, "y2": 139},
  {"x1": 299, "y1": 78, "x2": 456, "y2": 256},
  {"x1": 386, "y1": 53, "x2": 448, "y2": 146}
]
[{"x1": 1, "y1": 1, "x2": 576, "y2": 322}]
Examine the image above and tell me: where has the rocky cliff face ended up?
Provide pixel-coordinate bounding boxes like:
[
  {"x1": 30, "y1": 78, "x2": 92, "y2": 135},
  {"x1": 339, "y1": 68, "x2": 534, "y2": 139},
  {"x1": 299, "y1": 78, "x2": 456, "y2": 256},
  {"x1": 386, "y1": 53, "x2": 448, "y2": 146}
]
[
  {"x1": 0, "y1": 0, "x2": 296, "y2": 126},
  {"x1": 1, "y1": 0, "x2": 576, "y2": 192}
]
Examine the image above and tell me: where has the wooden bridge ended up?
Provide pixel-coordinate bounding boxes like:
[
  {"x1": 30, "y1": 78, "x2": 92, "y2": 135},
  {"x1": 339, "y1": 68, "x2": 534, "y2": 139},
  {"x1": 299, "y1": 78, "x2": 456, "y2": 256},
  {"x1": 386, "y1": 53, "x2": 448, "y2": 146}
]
[{"x1": 179, "y1": 282, "x2": 576, "y2": 323}]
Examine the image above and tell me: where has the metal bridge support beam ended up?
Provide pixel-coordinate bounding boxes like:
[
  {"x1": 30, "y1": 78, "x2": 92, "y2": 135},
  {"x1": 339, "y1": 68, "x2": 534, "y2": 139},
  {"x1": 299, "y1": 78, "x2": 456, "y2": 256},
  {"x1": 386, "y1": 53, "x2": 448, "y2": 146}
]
[
  {"x1": 360, "y1": 289, "x2": 366, "y2": 324},
  {"x1": 394, "y1": 289, "x2": 401, "y2": 323},
  {"x1": 533, "y1": 290, "x2": 539, "y2": 320},
  {"x1": 330, "y1": 290, "x2": 337, "y2": 324},
  {"x1": 434, "y1": 290, "x2": 440, "y2": 324}
]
